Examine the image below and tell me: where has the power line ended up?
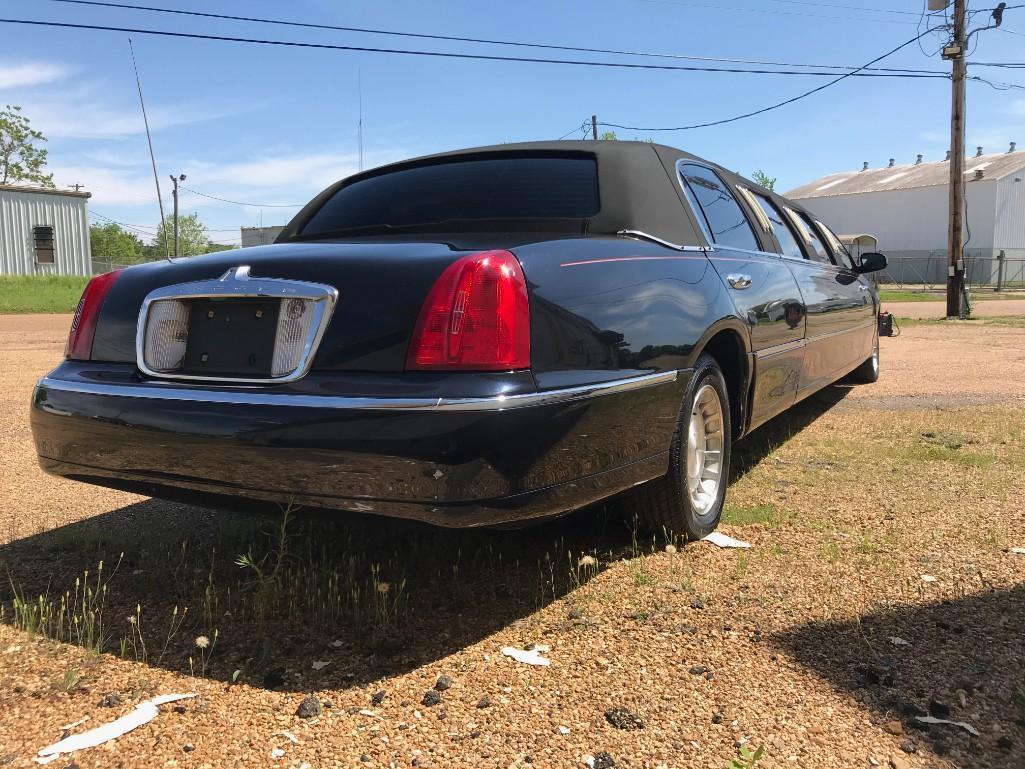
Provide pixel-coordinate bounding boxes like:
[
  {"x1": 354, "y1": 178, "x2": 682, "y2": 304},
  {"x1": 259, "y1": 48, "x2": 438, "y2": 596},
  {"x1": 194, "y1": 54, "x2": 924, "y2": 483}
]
[
  {"x1": 758, "y1": 0, "x2": 923, "y2": 16},
  {"x1": 633, "y1": 0, "x2": 922, "y2": 25},
  {"x1": 180, "y1": 186, "x2": 305, "y2": 208},
  {"x1": 90, "y1": 210, "x2": 251, "y2": 233},
  {"x1": 598, "y1": 29, "x2": 936, "y2": 132},
  {"x1": 43, "y1": 0, "x2": 943, "y2": 75},
  {"x1": 0, "y1": 17, "x2": 950, "y2": 79}
]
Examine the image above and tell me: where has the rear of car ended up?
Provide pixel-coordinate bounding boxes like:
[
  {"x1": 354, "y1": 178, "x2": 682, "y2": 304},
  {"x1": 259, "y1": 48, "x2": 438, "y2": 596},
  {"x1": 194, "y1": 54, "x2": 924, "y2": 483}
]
[{"x1": 31, "y1": 147, "x2": 688, "y2": 527}]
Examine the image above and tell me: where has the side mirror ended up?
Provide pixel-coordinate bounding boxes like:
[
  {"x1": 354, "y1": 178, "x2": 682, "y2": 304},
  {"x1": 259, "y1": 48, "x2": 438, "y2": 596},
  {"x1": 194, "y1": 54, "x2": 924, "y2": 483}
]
[{"x1": 854, "y1": 251, "x2": 887, "y2": 274}]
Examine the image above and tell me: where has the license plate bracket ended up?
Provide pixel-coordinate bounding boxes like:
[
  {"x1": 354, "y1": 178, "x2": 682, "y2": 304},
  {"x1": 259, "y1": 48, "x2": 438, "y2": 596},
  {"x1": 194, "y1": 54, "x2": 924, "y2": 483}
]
[{"x1": 182, "y1": 298, "x2": 281, "y2": 377}]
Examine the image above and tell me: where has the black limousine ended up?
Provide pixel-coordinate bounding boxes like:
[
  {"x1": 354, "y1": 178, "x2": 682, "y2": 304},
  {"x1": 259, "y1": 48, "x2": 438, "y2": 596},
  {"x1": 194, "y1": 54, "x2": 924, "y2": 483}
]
[{"x1": 31, "y1": 141, "x2": 884, "y2": 538}]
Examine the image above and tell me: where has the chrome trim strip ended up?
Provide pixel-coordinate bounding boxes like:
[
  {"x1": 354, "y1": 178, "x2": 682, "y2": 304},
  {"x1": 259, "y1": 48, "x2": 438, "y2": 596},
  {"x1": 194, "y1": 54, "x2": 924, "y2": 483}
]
[
  {"x1": 135, "y1": 266, "x2": 338, "y2": 385},
  {"x1": 36, "y1": 370, "x2": 679, "y2": 413},
  {"x1": 806, "y1": 318, "x2": 875, "y2": 343},
  {"x1": 615, "y1": 230, "x2": 706, "y2": 252},
  {"x1": 754, "y1": 339, "x2": 806, "y2": 359}
]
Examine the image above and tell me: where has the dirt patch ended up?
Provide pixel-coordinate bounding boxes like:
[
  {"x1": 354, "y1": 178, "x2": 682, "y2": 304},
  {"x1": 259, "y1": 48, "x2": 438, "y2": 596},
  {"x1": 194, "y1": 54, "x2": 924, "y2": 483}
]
[
  {"x1": 0, "y1": 315, "x2": 1023, "y2": 769},
  {"x1": 883, "y1": 298, "x2": 1025, "y2": 319}
]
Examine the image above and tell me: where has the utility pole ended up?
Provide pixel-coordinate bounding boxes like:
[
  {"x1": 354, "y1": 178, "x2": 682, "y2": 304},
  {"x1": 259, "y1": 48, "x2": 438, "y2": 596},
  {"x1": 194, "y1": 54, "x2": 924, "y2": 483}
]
[
  {"x1": 169, "y1": 174, "x2": 186, "y2": 258},
  {"x1": 943, "y1": 0, "x2": 967, "y2": 318},
  {"x1": 68, "y1": 183, "x2": 84, "y2": 192},
  {"x1": 591, "y1": 115, "x2": 598, "y2": 141}
]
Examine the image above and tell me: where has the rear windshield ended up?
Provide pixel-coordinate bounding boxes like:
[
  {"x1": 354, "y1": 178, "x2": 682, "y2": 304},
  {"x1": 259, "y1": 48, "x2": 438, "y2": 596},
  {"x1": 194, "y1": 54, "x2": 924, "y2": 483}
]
[{"x1": 300, "y1": 155, "x2": 600, "y2": 236}]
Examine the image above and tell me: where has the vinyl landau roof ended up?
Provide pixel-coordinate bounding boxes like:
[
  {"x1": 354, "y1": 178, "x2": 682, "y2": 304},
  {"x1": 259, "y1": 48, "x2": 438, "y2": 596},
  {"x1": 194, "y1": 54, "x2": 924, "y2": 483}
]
[{"x1": 278, "y1": 140, "x2": 794, "y2": 249}]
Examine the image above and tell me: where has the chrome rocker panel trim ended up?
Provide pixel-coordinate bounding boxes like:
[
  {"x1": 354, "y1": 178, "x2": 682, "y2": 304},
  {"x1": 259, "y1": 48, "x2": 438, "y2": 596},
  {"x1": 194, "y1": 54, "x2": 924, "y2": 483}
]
[
  {"x1": 37, "y1": 370, "x2": 679, "y2": 413},
  {"x1": 135, "y1": 265, "x2": 339, "y2": 385}
]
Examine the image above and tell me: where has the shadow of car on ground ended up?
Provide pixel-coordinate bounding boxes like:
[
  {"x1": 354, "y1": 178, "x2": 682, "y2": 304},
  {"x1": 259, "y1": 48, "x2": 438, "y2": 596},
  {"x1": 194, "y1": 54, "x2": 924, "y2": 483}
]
[{"x1": 1, "y1": 384, "x2": 850, "y2": 693}]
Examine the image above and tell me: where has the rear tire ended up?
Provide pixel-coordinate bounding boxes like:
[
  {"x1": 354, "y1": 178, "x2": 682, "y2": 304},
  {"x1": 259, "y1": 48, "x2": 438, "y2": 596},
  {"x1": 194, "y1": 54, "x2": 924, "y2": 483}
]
[
  {"x1": 849, "y1": 327, "x2": 880, "y2": 384},
  {"x1": 624, "y1": 354, "x2": 732, "y2": 540}
]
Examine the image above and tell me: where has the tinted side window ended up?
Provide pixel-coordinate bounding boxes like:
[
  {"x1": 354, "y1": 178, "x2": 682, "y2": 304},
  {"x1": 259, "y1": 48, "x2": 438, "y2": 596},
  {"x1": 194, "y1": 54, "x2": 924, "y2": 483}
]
[
  {"x1": 679, "y1": 164, "x2": 759, "y2": 251},
  {"x1": 786, "y1": 208, "x2": 834, "y2": 265},
  {"x1": 752, "y1": 194, "x2": 804, "y2": 259},
  {"x1": 815, "y1": 220, "x2": 855, "y2": 270}
]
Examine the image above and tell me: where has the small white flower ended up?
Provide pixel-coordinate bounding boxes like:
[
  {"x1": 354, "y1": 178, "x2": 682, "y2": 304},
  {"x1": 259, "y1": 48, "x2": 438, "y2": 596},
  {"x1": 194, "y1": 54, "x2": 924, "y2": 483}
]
[
  {"x1": 376, "y1": 581, "x2": 391, "y2": 594},
  {"x1": 194, "y1": 635, "x2": 210, "y2": 649},
  {"x1": 664, "y1": 544, "x2": 678, "y2": 554},
  {"x1": 127, "y1": 616, "x2": 137, "y2": 625},
  {"x1": 578, "y1": 555, "x2": 598, "y2": 568}
]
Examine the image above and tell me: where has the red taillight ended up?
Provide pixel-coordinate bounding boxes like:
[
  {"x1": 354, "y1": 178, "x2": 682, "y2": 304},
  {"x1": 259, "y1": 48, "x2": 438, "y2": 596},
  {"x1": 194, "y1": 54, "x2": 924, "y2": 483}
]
[
  {"x1": 406, "y1": 250, "x2": 530, "y2": 371},
  {"x1": 65, "y1": 270, "x2": 123, "y2": 360}
]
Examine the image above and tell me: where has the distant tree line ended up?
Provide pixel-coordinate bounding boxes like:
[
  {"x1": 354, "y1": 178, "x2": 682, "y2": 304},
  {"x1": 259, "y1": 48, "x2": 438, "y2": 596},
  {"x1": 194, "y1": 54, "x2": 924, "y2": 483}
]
[{"x1": 90, "y1": 216, "x2": 237, "y2": 261}]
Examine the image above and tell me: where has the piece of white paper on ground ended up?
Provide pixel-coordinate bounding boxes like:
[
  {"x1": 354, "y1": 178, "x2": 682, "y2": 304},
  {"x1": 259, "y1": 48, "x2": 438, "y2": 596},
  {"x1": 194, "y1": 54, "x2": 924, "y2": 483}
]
[
  {"x1": 915, "y1": 716, "x2": 980, "y2": 736},
  {"x1": 501, "y1": 645, "x2": 551, "y2": 666},
  {"x1": 36, "y1": 693, "x2": 195, "y2": 764},
  {"x1": 1010, "y1": 547, "x2": 1025, "y2": 555},
  {"x1": 888, "y1": 636, "x2": 911, "y2": 646},
  {"x1": 702, "y1": 532, "x2": 751, "y2": 549}
]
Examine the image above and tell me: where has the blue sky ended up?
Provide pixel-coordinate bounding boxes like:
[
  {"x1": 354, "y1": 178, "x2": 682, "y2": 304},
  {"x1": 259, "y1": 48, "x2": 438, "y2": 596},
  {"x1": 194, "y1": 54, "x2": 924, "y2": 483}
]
[{"x1": 2, "y1": 0, "x2": 1023, "y2": 246}]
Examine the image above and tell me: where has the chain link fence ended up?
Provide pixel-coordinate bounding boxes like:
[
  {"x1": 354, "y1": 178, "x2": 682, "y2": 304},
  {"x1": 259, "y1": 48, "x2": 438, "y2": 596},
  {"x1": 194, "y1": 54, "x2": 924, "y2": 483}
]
[{"x1": 875, "y1": 251, "x2": 1025, "y2": 291}]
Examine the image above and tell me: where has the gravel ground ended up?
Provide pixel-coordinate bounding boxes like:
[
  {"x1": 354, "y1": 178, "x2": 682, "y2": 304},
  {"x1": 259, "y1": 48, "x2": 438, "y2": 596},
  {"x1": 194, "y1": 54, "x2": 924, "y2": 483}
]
[
  {"x1": 882, "y1": 298, "x2": 1025, "y2": 319},
  {"x1": 0, "y1": 313, "x2": 1023, "y2": 769}
]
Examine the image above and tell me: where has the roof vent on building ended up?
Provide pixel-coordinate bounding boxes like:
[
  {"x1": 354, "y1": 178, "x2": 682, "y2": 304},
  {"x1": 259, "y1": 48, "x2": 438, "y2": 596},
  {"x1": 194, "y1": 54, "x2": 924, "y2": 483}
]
[
  {"x1": 861, "y1": 161, "x2": 869, "y2": 172},
  {"x1": 915, "y1": 154, "x2": 923, "y2": 165},
  {"x1": 976, "y1": 146, "x2": 984, "y2": 157},
  {"x1": 1009, "y1": 141, "x2": 1017, "y2": 153},
  {"x1": 974, "y1": 169, "x2": 985, "y2": 180},
  {"x1": 887, "y1": 158, "x2": 895, "y2": 168},
  {"x1": 944, "y1": 150, "x2": 951, "y2": 161}
]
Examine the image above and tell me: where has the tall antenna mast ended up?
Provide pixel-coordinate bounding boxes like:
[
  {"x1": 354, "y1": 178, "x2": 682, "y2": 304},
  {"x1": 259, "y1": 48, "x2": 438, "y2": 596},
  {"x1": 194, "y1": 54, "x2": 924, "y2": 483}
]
[
  {"x1": 128, "y1": 37, "x2": 171, "y2": 262},
  {"x1": 357, "y1": 68, "x2": 364, "y2": 172}
]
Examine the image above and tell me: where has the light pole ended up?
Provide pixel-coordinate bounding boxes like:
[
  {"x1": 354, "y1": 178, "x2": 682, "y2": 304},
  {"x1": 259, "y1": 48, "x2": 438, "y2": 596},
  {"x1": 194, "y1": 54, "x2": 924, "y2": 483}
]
[{"x1": 169, "y1": 173, "x2": 186, "y2": 258}]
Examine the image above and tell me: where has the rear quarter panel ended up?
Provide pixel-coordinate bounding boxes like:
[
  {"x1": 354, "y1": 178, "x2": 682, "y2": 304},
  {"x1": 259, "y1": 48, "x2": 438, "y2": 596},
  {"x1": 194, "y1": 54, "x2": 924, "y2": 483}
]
[{"x1": 514, "y1": 237, "x2": 743, "y2": 386}]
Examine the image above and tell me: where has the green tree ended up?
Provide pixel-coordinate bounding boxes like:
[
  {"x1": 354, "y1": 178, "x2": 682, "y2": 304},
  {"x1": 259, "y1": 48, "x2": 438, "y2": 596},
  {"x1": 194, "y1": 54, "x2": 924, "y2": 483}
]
[
  {"x1": 152, "y1": 213, "x2": 214, "y2": 257},
  {"x1": 0, "y1": 105, "x2": 54, "y2": 187},
  {"x1": 752, "y1": 170, "x2": 776, "y2": 191},
  {"x1": 89, "y1": 223, "x2": 144, "y2": 260},
  {"x1": 599, "y1": 130, "x2": 618, "y2": 141}
]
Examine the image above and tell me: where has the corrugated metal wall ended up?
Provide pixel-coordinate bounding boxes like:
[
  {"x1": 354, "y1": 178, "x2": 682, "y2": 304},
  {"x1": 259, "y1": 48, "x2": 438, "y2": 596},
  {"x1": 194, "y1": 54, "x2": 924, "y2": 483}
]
[
  {"x1": 0, "y1": 188, "x2": 92, "y2": 275},
  {"x1": 796, "y1": 183, "x2": 997, "y2": 253},
  {"x1": 994, "y1": 172, "x2": 1025, "y2": 253}
]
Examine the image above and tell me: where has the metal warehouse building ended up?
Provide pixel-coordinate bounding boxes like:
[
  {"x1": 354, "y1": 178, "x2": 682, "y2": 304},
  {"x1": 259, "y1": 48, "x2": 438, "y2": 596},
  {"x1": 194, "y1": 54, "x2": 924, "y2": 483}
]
[
  {"x1": 0, "y1": 185, "x2": 92, "y2": 276},
  {"x1": 786, "y1": 145, "x2": 1025, "y2": 286}
]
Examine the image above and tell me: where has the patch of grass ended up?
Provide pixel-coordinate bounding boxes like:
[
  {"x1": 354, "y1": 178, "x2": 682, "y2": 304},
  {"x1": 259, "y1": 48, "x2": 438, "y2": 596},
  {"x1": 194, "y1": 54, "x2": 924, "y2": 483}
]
[
  {"x1": 0, "y1": 275, "x2": 89, "y2": 313},
  {"x1": 896, "y1": 315, "x2": 1025, "y2": 329},
  {"x1": 880, "y1": 289, "x2": 1023, "y2": 302},
  {"x1": 722, "y1": 503, "x2": 783, "y2": 527},
  {"x1": 905, "y1": 443, "x2": 994, "y2": 468}
]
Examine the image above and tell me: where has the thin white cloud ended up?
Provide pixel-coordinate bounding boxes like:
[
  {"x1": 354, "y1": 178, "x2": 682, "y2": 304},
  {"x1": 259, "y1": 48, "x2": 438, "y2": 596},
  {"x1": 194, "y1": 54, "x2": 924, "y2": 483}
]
[{"x1": 0, "y1": 62, "x2": 69, "y2": 90}]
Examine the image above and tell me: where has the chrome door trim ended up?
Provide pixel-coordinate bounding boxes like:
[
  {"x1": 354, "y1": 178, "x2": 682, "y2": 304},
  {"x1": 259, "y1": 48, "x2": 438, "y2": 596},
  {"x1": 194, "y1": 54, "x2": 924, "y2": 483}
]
[
  {"x1": 726, "y1": 273, "x2": 753, "y2": 290},
  {"x1": 36, "y1": 370, "x2": 679, "y2": 413},
  {"x1": 135, "y1": 266, "x2": 338, "y2": 385},
  {"x1": 754, "y1": 339, "x2": 806, "y2": 359},
  {"x1": 616, "y1": 229, "x2": 707, "y2": 252}
]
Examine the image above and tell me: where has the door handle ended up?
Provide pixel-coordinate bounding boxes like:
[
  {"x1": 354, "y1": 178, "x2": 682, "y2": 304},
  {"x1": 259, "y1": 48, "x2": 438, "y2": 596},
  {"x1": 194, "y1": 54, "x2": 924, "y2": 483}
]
[
  {"x1": 859, "y1": 284, "x2": 870, "y2": 291},
  {"x1": 726, "y1": 273, "x2": 752, "y2": 290}
]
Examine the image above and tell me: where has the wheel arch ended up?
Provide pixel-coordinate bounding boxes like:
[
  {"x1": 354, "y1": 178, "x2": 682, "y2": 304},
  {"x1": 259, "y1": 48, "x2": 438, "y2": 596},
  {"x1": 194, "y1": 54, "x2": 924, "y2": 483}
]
[{"x1": 690, "y1": 319, "x2": 752, "y2": 441}]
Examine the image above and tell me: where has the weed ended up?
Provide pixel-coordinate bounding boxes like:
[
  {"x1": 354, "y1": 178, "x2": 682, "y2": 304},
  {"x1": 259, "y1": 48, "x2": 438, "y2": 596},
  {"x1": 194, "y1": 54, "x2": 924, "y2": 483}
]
[
  {"x1": 729, "y1": 744, "x2": 765, "y2": 769},
  {"x1": 57, "y1": 667, "x2": 82, "y2": 692}
]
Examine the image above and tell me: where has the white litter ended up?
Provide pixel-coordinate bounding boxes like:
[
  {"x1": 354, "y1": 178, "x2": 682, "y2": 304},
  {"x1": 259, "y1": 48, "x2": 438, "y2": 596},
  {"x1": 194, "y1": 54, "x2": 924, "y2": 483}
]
[
  {"x1": 276, "y1": 730, "x2": 299, "y2": 744},
  {"x1": 36, "y1": 693, "x2": 195, "y2": 764},
  {"x1": 270, "y1": 747, "x2": 286, "y2": 758},
  {"x1": 311, "y1": 660, "x2": 330, "y2": 670},
  {"x1": 888, "y1": 636, "x2": 911, "y2": 646},
  {"x1": 501, "y1": 645, "x2": 550, "y2": 666},
  {"x1": 359, "y1": 709, "x2": 380, "y2": 718},
  {"x1": 58, "y1": 716, "x2": 89, "y2": 731},
  {"x1": 915, "y1": 716, "x2": 980, "y2": 736},
  {"x1": 583, "y1": 755, "x2": 596, "y2": 768},
  {"x1": 921, "y1": 574, "x2": 937, "y2": 582},
  {"x1": 557, "y1": 726, "x2": 570, "y2": 735},
  {"x1": 329, "y1": 639, "x2": 344, "y2": 648},
  {"x1": 702, "y1": 532, "x2": 751, "y2": 549},
  {"x1": 1009, "y1": 547, "x2": 1025, "y2": 555}
]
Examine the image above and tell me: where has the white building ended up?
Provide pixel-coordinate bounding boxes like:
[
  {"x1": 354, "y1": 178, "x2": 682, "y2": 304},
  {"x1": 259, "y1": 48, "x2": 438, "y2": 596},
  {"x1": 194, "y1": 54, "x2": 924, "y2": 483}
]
[
  {"x1": 785, "y1": 145, "x2": 1025, "y2": 285},
  {"x1": 240, "y1": 225, "x2": 285, "y2": 247},
  {"x1": 0, "y1": 185, "x2": 92, "y2": 275}
]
